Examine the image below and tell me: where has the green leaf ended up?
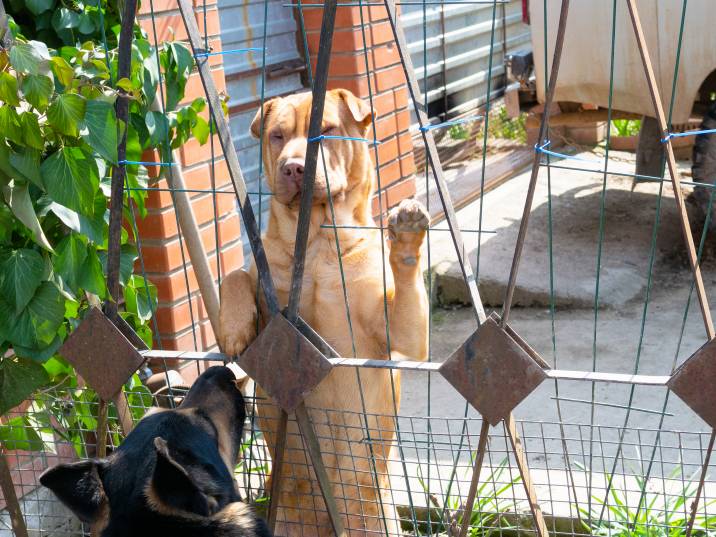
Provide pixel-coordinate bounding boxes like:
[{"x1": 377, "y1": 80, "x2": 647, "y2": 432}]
[
  {"x1": 78, "y1": 13, "x2": 96, "y2": 34},
  {"x1": 116, "y1": 77, "x2": 133, "y2": 92},
  {"x1": 25, "y1": 0, "x2": 54, "y2": 15},
  {"x1": 41, "y1": 147, "x2": 99, "y2": 215},
  {"x1": 47, "y1": 93, "x2": 86, "y2": 137},
  {"x1": 1, "y1": 182, "x2": 53, "y2": 251},
  {"x1": 192, "y1": 115, "x2": 210, "y2": 144},
  {"x1": 0, "y1": 248, "x2": 45, "y2": 314},
  {"x1": 0, "y1": 357, "x2": 50, "y2": 415},
  {"x1": 0, "y1": 416, "x2": 44, "y2": 450},
  {"x1": 54, "y1": 234, "x2": 87, "y2": 295},
  {"x1": 50, "y1": 56, "x2": 74, "y2": 87},
  {"x1": 145, "y1": 110, "x2": 169, "y2": 147},
  {"x1": 0, "y1": 106, "x2": 24, "y2": 145},
  {"x1": 10, "y1": 148, "x2": 43, "y2": 188},
  {"x1": 42, "y1": 356, "x2": 73, "y2": 380},
  {"x1": 21, "y1": 74, "x2": 54, "y2": 111},
  {"x1": 0, "y1": 72, "x2": 20, "y2": 107},
  {"x1": 124, "y1": 275, "x2": 157, "y2": 322},
  {"x1": 50, "y1": 201, "x2": 106, "y2": 245},
  {"x1": 99, "y1": 244, "x2": 137, "y2": 287},
  {"x1": 9, "y1": 281, "x2": 65, "y2": 348},
  {"x1": 9, "y1": 41, "x2": 50, "y2": 75},
  {"x1": 78, "y1": 246, "x2": 106, "y2": 299},
  {"x1": 52, "y1": 7, "x2": 81, "y2": 32},
  {"x1": 81, "y1": 99, "x2": 118, "y2": 164},
  {"x1": 14, "y1": 334, "x2": 63, "y2": 362},
  {"x1": 20, "y1": 112, "x2": 44, "y2": 150}
]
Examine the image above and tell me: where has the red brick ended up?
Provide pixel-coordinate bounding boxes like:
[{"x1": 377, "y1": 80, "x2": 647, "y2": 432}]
[
  {"x1": 182, "y1": 69, "x2": 226, "y2": 106},
  {"x1": 309, "y1": 28, "x2": 371, "y2": 54},
  {"x1": 139, "y1": 216, "x2": 241, "y2": 273},
  {"x1": 144, "y1": 161, "x2": 231, "y2": 209},
  {"x1": 373, "y1": 64, "x2": 406, "y2": 93},
  {"x1": 139, "y1": 10, "x2": 221, "y2": 44},
  {"x1": 372, "y1": 43, "x2": 400, "y2": 70},
  {"x1": 376, "y1": 158, "x2": 401, "y2": 188},
  {"x1": 178, "y1": 134, "x2": 223, "y2": 168},
  {"x1": 327, "y1": 76, "x2": 369, "y2": 97},
  {"x1": 156, "y1": 318, "x2": 216, "y2": 351},
  {"x1": 372, "y1": 177, "x2": 416, "y2": 216},
  {"x1": 399, "y1": 152, "x2": 416, "y2": 178},
  {"x1": 139, "y1": 0, "x2": 218, "y2": 16},
  {"x1": 370, "y1": 21, "x2": 394, "y2": 46}
]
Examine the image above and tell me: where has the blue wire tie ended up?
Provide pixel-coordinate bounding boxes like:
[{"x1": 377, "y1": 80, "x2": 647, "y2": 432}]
[
  {"x1": 419, "y1": 114, "x2": 483, "y2": 132},
  {"x1": 308, "y1": 134, "x2": 381, "y2": 144},
  {"x1": 194, "y1": 47, "x2": 264, "y2": 58},
  {"x1": 534, "y1": 140, "x2": 604, "y2": 165},
  {"x1": 661, "y1": 128, "x2": 716, "y2": 143},
  {"x1": 119, "y1": 160, "x2": 174, "y2": 167}
]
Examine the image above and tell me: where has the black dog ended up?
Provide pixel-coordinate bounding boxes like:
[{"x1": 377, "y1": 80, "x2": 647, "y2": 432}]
[{"x1": 40, "y1": 366, "x2": 271, "y2": 537}]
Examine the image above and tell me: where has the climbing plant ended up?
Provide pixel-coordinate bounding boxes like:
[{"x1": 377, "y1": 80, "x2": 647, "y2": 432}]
[{"x1": 0, "y1": 4, "x2": 212, "y2": 424}]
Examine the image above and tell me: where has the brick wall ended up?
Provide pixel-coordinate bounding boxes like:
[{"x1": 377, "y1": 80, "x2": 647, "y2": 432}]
[
  {"x1": 301, "y1": 5, "x2": 417, "y2": 220},
  {"x1": 136, "y1": 0, "x2": 243, "y2": 352}
]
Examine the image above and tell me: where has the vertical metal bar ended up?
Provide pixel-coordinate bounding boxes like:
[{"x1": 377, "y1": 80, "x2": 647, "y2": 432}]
[
  {"x1": 104, "y1": 0, "x2": 138, "y2": 320},
  {"x1": 96, "y1": 399, "x2": 108, "y2": 458},
  {"x1": 0, "y1": 449, "x2": 28, "y2": 537},
  {"x1": 500, "y1": 0, "x2": 570, "y2": 327},
  {"x1": 625, "y1": 0, "x2": 714, "y2": 340},
  {"x1": 177, "y1": 0, "x2": 280, "y2": 317},
  {"x1": 285, "y1": 0, "x2": 339, "y2": 323},
  {"x1": 505, "y1": 414, "x2": 550, "y2": 537},
  {"x1": 686, "y1": 430, "x2": 715, "y2": 537},
  {"x1": 267, "y1": 410, "x2": 288, "y2": 532},
  {"x1": 623, "y1": 6, "x2": 716, "y2": 533},
  {"x1": 458, "y1": 421, "x2": 490, "y2": 537},
  {"x1": 294, "y1": 403, "x2": 347, "y2": 537},
  {"x1": 383, "y1": 0, "x2": 486, "y2": 325}
]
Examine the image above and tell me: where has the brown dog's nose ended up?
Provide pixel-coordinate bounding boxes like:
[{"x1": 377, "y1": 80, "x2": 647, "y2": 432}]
[{"x1": 281, "y1": 160, "x2": 304, "y2": 185}]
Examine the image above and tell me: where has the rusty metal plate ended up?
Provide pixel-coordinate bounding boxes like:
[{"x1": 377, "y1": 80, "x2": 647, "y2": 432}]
[
  {"x1": 238, "y1": 313, "x2": 333, "y2": 413},
  {"x1": 439, "y1": 315, "x2": 547, "y2": 426},
  {"x1": 59, "y1": 307, "x2": 144, "y2": 400},
  {"x1": 668, "y1": 338, "x2": 716, "y2": 429}
]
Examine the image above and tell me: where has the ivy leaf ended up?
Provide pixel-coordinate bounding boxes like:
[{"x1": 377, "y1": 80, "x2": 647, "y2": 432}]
[
  {"x1": 78, "y1": 246, "x2": 106, "y2": 299},
  {"x1": 9, "y1": 281, "x2": 65, "y2": 348},
  {"x1": 0, "y1": 106, "x2": 23, "y2": 146},
  {"x1": 81, "y1": 100, "x2": 118, "y2": 164},
  {"x1": 192, "y1": 115, "x2": 210, "y2": 144},
  {"x1": 47, "y1": 93, "x2": 86, "y2": 137},
  {"x1": 50, "y1": 200, "x2": 106, "y2": 245},
  {"x1": 0, "y1": 358, "x2": 49, "y2": 415},
  {"x1": 0, "y1": 249, "x2": 45, "y2": 314},
  {"x1": 0, "y1": 72, "x2": 20, "y2": 107},
  {"x1": 116, "y1": 77, "x2": 133, "y2": 92},
  {"x1": 41, "y1": 147, "x2": 99, "y2": 215},
  {"x1": 9, "y1": 41, "x2": 50, "y2": 76},
  {"x1": 0, "y1": 416, "x2": 44, "y2": 451},
  {"x1": 9, "y1": 149, "x2": 43, "y2": 188},
  {"x1": 50, "y1": 56, "x2": 74, "y2": 87},
  {"x1": 78, "y1": 13, "x2": 96, "y2": 34},
  {"x1": 145, "y1": 110, "x2": 169, "y2": 147},
  {"x1": 99, "y1": 244, "x2": 137, "y2": 287},
  {"x1": 54, "y1": 234, "x2": 87, "y2": 295},
  {"x1": 25, "y1": 0, "x2": 54, "y2": 15},
  {"x1": 20, "y1": 112, "x2": 44, "y2": 150},
  {"x1": 14, "y1": 335, "x2": 63, "y2": 362},
  {"x1": 1, "y1": 182, "x2": 53, "y2": 251},
  {"x1": 21, "y1": 74, "x2": 54, "y2": 112},
  {"x1": 52, "y1": 8, "x2": 81, "y2": 32},
  {"x1": 164, "y1": 42, "x2": 193, "y2": 110},
  {"x1": 124, "y1": 275, "x2": 157, "y2": 322}
]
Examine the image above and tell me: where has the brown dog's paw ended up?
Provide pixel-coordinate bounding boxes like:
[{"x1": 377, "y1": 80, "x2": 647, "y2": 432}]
[{"x1": 387, "y1": 199, "x2": 429, "y2": 239}]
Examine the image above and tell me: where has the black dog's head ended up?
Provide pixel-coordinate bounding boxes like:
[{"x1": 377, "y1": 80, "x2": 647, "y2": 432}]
[{"x1": 40, "y1": 366, "x2": 270, "y2": 537}]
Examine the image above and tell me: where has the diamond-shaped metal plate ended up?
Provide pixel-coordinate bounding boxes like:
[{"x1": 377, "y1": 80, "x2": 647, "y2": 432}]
[
  {"x1": 439, "y1": 315, "x2": 547, "y2": 426},
  {"x1": 59, "y1": 307, "x2": 145, "y2": 400},
  {"x1": 238, "y1": 313, "x2": 333, "y2": 413},
  {"x1": 668, "y1": 338, "x2": 716, "y2": 428}
]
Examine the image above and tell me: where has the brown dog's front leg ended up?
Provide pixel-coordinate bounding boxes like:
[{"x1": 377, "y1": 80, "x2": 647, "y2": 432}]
[
  {"x1": 386, "y1": 198, "x2": 430, "y2": 362},
  {"x1": 218, "y1": 269, "x2": 259, "y2": 357}
]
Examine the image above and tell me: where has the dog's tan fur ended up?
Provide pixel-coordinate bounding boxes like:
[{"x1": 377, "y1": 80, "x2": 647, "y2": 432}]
[{"x1": 219, "y1": 89, "x2": 429, "y2": 536}]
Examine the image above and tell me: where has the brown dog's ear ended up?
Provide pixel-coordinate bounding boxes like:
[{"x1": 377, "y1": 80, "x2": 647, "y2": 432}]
[
  {"x1": 39, "y1": 460, "x2": 108, "y2": 523},
  {"x1": 150, "y1": 437, "x2": 213, "y2": 517},
  {"x1": 250, "y1": 97, "x2": 280, "y2": 139},
  {"x1": 335, "y1": 89, "x2": 373, "y2": 129}
]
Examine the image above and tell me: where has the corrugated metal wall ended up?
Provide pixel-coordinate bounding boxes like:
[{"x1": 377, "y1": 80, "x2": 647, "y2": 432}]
[
  {"x1": 217, "y1": 0, "x2": 306, "y2": 255},
  {"x1": 403, "y1": 0, "x2": 530, "y2": 123}
]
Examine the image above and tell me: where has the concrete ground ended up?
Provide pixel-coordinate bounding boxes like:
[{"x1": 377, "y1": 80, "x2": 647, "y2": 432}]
[{"x1": 391, "y1": 149, "x2": 716, "y2": 516}]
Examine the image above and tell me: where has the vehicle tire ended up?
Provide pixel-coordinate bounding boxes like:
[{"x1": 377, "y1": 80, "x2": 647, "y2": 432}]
[
  {"x1": 690, "y1": 101, "x2": 716, "y2": 226},
  {"x1": 635, "y1": 115, "x2": 663, "y2": 181}
]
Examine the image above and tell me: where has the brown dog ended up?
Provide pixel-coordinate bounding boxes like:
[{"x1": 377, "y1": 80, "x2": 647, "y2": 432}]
[{"x1": 219, "y1": 89, "x2": 429, "y2": 536}]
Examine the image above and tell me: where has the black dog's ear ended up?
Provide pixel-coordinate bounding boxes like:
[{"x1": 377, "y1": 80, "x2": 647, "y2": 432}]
[
  {"x1": 149, "y1": 437, "x2": 212, "y2": 517},
  {"x1": 39, "y1": 460, "x2": 107, "y2": 523}
]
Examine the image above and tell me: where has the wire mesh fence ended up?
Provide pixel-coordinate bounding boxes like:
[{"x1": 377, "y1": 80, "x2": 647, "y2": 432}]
[{"x1": 3, "y1": 0, "x2": 716, "y2": 536}]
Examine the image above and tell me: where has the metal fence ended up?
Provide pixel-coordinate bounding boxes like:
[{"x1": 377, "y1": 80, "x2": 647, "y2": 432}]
[{"x1": 3, "y1": 1, "x2": 716, "y2": 537}]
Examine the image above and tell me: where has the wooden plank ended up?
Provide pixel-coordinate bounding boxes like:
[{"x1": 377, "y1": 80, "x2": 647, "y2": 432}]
[
  {"x1": 0, "y1": 450, "x2": 28, "y2": 537},
  {"x1": 459, "y1": 421, "x2": 490, "y2": 537}
]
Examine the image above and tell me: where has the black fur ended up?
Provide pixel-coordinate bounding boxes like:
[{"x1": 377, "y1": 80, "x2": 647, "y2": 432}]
[{"x1": 40, "y1": 366, "x2": 271, "y2": 537}]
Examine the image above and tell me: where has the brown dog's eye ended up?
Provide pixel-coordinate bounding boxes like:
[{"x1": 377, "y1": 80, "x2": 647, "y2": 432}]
[{"x1": 321, "y1": 126, "x2": 338, "y2": 136}]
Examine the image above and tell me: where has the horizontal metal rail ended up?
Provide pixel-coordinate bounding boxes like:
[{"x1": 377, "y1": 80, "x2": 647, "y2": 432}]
[{"x1": 140, "y1": 350, "x2": 671, "y2": 385}]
